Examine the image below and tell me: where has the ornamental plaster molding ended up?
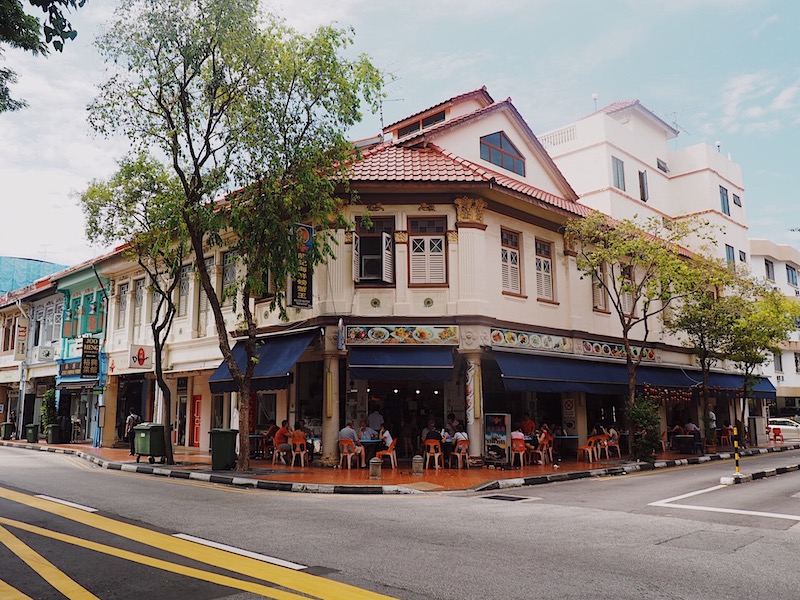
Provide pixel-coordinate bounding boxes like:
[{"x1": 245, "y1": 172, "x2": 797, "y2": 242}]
[
  {"x1": 454, "y1": 197, "x2": 487, "y2": 223},
  {"x1": 446, "y1": 230, "x2": 459, "y2": 243},
  {"x1": 394, "y1": 231, "x2": 409, "y2": 244}
]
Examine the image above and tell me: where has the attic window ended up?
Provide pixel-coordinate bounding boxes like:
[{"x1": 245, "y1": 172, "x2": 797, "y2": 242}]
[
  {"x1": 397, "y1": 110, "x2": 445, "y2": 137},
  {"x1": 480, "y1": 131, "x2": 525, "y2": 176}
]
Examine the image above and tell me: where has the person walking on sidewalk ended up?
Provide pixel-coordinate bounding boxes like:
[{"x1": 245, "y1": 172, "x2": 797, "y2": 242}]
[{"x1": 125, "y1": 407, "x2": 141, "y2": 456}]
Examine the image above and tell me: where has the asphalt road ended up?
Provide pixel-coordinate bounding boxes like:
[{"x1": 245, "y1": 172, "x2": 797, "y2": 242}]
[{"x1": 1, "y1": 445, "x2": 799, "y2": 599}]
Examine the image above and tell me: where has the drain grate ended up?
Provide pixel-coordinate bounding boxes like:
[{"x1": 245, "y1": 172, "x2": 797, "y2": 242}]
[{"x1": 483, "y1": 494, "x2": 527, "y2": 502}]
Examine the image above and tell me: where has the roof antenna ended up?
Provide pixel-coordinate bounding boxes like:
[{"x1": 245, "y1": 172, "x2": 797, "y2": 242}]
[
  {"x1": 592, "y1": 92, "x2": 598, "y2": 112},
  {"x1": 379, "y1": 98, "x2": 404, "y2": 131}
]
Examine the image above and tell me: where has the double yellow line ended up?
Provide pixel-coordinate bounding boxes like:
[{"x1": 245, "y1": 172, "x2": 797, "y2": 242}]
[{"x1": 0, "y1": 487, "x2": 393, "y2": 599}]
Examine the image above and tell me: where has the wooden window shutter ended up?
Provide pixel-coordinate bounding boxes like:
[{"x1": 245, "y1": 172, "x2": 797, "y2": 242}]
[
  {"x1": 352, "y1": 232, "x2": 360, "y2": 283},
  {"x1": 381, "y1": 231, "x2": 394, "y2": 284}
]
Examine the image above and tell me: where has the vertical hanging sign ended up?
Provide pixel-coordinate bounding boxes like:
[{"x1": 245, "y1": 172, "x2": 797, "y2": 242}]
[
  {"x1": 292, "y1": 223, "x2": 314, "y2": 308},
  {"x1": 80, "y1": 336, "x2": 101, "y2": 378}
]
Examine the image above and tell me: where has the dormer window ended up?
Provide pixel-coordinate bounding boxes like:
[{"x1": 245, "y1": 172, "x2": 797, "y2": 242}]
[
  {"x1": 480, "y1": 132, "x2": 525, "y2": 176},
  {"x1": 397, "y1": 110, "x2": 446, "y2": 138}
]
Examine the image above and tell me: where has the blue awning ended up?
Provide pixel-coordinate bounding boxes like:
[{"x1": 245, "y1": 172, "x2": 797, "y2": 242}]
[
  {"x1": 348, "y1": 346, "x2": 454, "y2": 382},
  {"x1": 209, "y1": 328, "x2": 320, "y2": 393},
  {"x1": 493, "y1": 351, "x2": 775, "y2": 398}
]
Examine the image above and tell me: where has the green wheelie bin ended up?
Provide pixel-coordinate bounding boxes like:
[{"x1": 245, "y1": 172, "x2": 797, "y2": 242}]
[
  {"x1": 210, "y1": 428, "x2": 238, "y2": 470},
  {"x1": 1, "y1": 422, "x2": 13, "y2": 440},
  {"x1": 133, "y1": 423, "x2": 166, "y2": 464},
  {"x1": 46, "y1": 424, "x2": 61, "y2": 444},
  {"x1": 25, "y1": 424, "x2": 38, "y2": 443}
]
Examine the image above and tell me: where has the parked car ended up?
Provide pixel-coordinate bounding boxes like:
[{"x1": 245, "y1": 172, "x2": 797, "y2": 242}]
[{"x1": 767, "y1": 418, "x2": 800, "y2": 441}]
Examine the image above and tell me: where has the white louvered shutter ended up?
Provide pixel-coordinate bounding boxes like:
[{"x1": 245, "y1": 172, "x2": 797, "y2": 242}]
[
  {"x1": 352, "y1": 232, "x2": 360, "y2": 283},
  {"x1": 410, "y1": 237, "x2": 428, "y2": 284},
  {"x1": 502, "y1": 248, "x2": 520, "y2": 294},
  {"x1": 592, "y1": 269, "x2": 606, "y2": 310},
  {"x1": 620, "y1": 290, "x2": 634, "y2": 315},
  {"x1": 428, "y1": 236, "x2": 446, "y2": 283},
  {"x1": 536, "y1": 256, "x2": 552, "y2": 299},
  {"x1": 381, "y1": 231, "x2": 394, "y2": 283}
]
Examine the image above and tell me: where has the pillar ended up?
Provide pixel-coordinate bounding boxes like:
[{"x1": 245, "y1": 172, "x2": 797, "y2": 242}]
[
  {"x1": 322, "y1": 353, "x2": 340, "y2": 459},
  {"x1": 101, "y1": 375, "x2": 118, "y2": 448},
  {"x1": 464, "y1": 353, "x2": 483, "y2": 457}
]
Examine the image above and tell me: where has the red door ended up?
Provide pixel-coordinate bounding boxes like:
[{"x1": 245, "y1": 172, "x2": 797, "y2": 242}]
[{"x1": 191, "y1": 395, "x2": 202, "y2": 447}]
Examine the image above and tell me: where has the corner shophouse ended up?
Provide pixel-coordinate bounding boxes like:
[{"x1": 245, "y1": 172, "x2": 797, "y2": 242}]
[{"x1": 95, "y1": 87, "x2": 774, "y2": 460}]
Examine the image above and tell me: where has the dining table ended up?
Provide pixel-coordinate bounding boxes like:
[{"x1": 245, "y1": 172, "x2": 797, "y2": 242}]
[{"x1": 359, "y1": 439, "x2": 383, "y2": 463}]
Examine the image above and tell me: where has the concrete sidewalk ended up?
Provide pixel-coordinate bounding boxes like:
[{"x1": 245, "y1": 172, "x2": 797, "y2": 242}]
[{"x1": 2, "y1": 438, "x2": 799, "y2": 494}]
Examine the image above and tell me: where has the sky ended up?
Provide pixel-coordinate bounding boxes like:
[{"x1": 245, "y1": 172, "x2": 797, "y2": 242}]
[{"x1": 2, "y1": 0, "x2": 799, "y2": 267}]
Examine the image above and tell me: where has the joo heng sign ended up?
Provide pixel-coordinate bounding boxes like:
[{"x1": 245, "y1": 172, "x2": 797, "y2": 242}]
[
  {"x1": 80, "y1": 337, "x2": 100, "y2": 378},
  {"x1": 291, "y1": 223, "x2": 313, "y2": 309}
]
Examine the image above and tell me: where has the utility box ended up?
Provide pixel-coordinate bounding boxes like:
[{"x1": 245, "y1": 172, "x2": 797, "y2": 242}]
[
  {"x1": 133, "y1": 423, "x2": 166, "y2": 464},
  {"x1": 210, "y1": 429, "x2": 238, "y2": 470},
  {"x1": 748, "y1": 415, "x2": 767, "y2": 446}
]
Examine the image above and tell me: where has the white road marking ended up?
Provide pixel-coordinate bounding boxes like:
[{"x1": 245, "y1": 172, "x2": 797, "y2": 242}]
[
  {"x1": 34, "y1": 495, "x2": 98, "y2": 512},
  {"x1": 172, "y1": 533, "x2": 307, "y2": 570},
  {"x1": 649, "y1": 485, "x2": 800, "y2": 522}
]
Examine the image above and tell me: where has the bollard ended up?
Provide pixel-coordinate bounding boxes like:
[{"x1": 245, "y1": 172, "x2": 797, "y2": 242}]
[
  {"x1": 369, "y1": 457, "x2": 381, "y2": 479},
  {"x1": 411, "y1": 454, "x2": 424, "y2": 476}
]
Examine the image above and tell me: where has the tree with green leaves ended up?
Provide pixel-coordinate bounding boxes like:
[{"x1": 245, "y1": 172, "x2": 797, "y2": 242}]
[
  {"x1": 664, "y1": 260, "x2": 742, "y2": 443},
  {"x1": 80, "y1": 153, "x2": 187, "y2": 465},
  {"x1": 564, "y1": 212, "x2": 719, "y2": 410},
  {"x1": 0, "y1": 0, "x2": 86, "y2": 111},
  {"x1": 727, "y1": 283, "x2": 800, "y2": 444},
  {"x1": 88, "y1": 0, "x2": 383, "y2": 470}
]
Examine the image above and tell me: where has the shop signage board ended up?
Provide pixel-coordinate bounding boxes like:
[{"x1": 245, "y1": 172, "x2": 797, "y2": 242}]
[
  {"x1": 80, "y1": 337, "x2": 100, "y2": 378},
  {"x1": 59, "y1": 361, "x2": 82, "y2": 378},
  {"x1": 580, "y1": 339, "x2": 655, "y2": 361},
  {"x1": 345, "y1": 325, "x2": 459, "y2": 345},
  {"x1": 291, "y1": 223, "x2": 314, "y2": 308},
  {"x1": 129, "y1": 344, "x2": 154, "y2": 370},
  {"x1": 490, "y1": 328, "x2": 572, "y2": 353},
  {"x1": 14, "y1": 317, "x2": 28, "y2": 361},
  {"x1": 484, "y1": 412, "x2": 511, "y2": 465}
]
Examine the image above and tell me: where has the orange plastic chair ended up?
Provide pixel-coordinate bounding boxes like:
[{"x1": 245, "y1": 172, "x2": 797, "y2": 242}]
[
  {"x1": 595, "y1": 434, "x2": 611, "y2": 460},
  {"x1": 719, "y1": 427, "x2": 732, "y2": 447},
  {"x1": 528, "y1": 439, "x2": 548, "y2": 465},
  {"x1": 660, "y1": 431, "x2": 667, "y2": 452},
  {"x1": 772, "y1": 427, "x2": 785, "y2": 443},
  {"x1": 449, "y1": 439, "x2": 470, "y2": 469},
  {"x1": 577, "y1": 436, "x2": 598, "y2": 463},
  {"x1": 272, "y1": 442, "x2": 289, "y2": 466},
  {"x1": 290, "y1": 439, "x2": 308, "y2": 467},
  {"x1": 510, "y1": 438, "x2": 527, "y2": 467},
  {"x1": 339, "y1": 439, "x2": 357, "y2": 469},
  {"x1": 424, "y1": 439, "x2": 443, "y2": 469},
  {"x1": 375, "y1": 438, "x2": 398, "y2": 469},
  {"x1": 605, "y1": 434, "x2": 621, "y2": 458}
]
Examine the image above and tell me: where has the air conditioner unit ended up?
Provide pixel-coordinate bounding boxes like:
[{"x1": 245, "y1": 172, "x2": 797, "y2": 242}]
[{"x1": 776, "y1": 375, "x2": 785, "y2": 382}]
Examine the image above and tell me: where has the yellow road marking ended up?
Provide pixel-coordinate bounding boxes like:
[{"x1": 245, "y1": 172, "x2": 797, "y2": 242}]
[
  {"x1": 0, "y1": 487, "x2": 392, "y2": 600},
  {"x1": 0, "y1": 518, "x2": 307, "y2": 600},
  {"x1": 0, "y1": 577, "x2": 33, "y2": 600},
  {"x1": 0, "y1": 525, "x2": 100, "y2": 600},
  {"x1": 59, "y1": 456, "x2": 93, "y2": 471}
]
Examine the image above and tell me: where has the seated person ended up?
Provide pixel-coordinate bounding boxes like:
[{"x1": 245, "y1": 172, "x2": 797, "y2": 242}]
[
  {"x1": 684, "y1": 420, "x2": 700, "y2": 433},
  {"x1": 670, "y1": 423, "x2": 685, "y2": 436},
  {"x1": 358, "y1": 419, "x2": 377, "y2": 441},
  {"x1": 520, "y1": 412, "x2": 536, "y2": 437},
  {"x1": 453, "y1": 423, "x2": 469, "y2": 443},
  {"x1": 510, "y1": 425, "x2": 525, "y2": 441},
  {"x1": 424, "y1": 422, "x2": 443, "y2": 442},
  {"x1": 607, "y1": 424, "x2": 619, "y2": 444},
  {"x1": 590, "y1": 423, "x2": 607, "y2": 437},
  {"x1": 379, "y1": 424, "x2": 393, "y2": 450},
  {"x1": 445, "y1": 413, "x2": 460, "y2": 437},
  {"x1": 296, "y1": 419, "x2": 313, "y2": 437},
  {"x1": 339, "y1": 421, "x2": 366, "y2": 467},
  {"x1": 273, "y1": 420, "x2": 293, "y2": 461}
]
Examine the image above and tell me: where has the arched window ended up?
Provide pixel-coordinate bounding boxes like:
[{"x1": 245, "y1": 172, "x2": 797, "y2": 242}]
[{"x1": 479, "y1": 131, "x2": 525, "y2": 176}]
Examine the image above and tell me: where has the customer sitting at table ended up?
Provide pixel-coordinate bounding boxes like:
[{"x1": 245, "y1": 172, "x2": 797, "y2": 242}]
[
  {"x1": 359, "y1": 419, "x2": 377, "y2": 441},
  {"x1": 445, "y1": 413, "x2": 461, "y2": 437},
  {"x1": 453, "y1": 423, "x2": 468, "y2": 443},
  {"x1": 684, "y1": 420, "x2": 700, "y2": 433},
  {"x1": 510, "y1": 425, "x2": 525, "y2": 441},
  {"x1": 590, "y1": 422, "x2": 607, "y2": 437},
  {"x1": 424, "y1": 421, "x2": 442, "y2": 442},
  {"x1": 379, "y1": 423, "x2": 393, "y2": 450},
  {"x1": 520, "y1": 413, "x2": 536, "y2": 437},
  {"x1": 273, "y1": 420, "x2": 293, "y2": 463},
  {"x1": 339, "y1": 421, "x2": 366, "y2": 467}
]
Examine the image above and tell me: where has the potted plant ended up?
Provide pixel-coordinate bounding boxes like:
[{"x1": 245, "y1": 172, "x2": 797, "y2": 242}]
[{"x1": 41, "y1": 388, "x2": 59, "y2": 444}]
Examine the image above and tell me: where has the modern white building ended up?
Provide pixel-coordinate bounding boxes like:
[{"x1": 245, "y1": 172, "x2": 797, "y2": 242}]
[{"x1": 749, "y1": 239, "x2": 800, "y2": 416}]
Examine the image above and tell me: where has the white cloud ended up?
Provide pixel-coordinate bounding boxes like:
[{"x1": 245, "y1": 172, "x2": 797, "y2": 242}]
[{"x1": 752, "y1": 14, "x2": 779, "y2": 36}]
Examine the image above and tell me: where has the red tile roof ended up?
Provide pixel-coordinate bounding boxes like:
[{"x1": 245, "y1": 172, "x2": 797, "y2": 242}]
[
  {"x1": 349, "y1": 142, "x2": 592, "y2": 218},
  {"x1": 383, "y1": 86, "x2": 494, "y2": 133}
]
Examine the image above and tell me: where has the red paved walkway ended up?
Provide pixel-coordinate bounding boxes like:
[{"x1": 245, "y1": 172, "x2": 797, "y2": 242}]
[{"x1": 4, "y1": 437, "x2": 790, "y2": 492}]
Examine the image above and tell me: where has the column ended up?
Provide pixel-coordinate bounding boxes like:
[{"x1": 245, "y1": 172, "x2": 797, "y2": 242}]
[
  {"x1": 101, "y1": 375, "x2": 118, "y2": 448},
  {"x1": 464, "y1": 353, "x2": 483, "y2": 457},
  {"x1": 454, "y1": 197, "x2": 489, "y2": 314},
  {"x1": 321, "y1": 353, "x2": 340, "y2": 459}
]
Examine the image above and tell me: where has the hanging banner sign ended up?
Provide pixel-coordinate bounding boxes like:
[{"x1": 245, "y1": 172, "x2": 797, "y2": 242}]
[
  {"x1": 14, "y1": 317, "x2": 28, "y2": 361},
  {"x1": 129, "y1": 345, "x2": 154, "y2": 370},
  {"x1": 291, "y1": 223, "x2": 314, "y2": 309},
  {"x1": 80, "y1": 337, "x2": 100, "y2": 378}
]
